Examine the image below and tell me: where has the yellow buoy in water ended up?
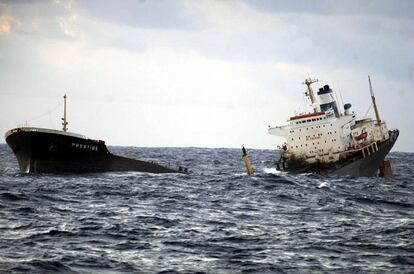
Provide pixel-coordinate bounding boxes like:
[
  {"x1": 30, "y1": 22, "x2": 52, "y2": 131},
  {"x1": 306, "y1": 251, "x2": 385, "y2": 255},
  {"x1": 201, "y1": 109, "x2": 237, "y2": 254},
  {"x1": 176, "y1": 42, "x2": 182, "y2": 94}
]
[{"x1": 242, "y1": 145, "x2": 254, "y2": 176}]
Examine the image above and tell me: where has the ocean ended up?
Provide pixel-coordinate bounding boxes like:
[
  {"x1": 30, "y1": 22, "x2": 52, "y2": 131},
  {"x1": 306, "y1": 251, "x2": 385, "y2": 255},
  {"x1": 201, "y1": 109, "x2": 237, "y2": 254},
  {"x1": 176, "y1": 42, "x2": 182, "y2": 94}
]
[{"x1": 0, "y1": 144, "x2": 413, "y2": 273}]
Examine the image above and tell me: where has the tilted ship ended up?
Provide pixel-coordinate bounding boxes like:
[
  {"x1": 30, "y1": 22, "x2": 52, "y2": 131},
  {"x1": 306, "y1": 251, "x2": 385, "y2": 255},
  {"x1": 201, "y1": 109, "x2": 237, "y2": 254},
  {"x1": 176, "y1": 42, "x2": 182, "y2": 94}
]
[
  {"x1": 5, "y1": 95, "x2": 187, "y2": 174},
  {"x1": 268, "y1": 77, "x2": 399, "y2": 177}
]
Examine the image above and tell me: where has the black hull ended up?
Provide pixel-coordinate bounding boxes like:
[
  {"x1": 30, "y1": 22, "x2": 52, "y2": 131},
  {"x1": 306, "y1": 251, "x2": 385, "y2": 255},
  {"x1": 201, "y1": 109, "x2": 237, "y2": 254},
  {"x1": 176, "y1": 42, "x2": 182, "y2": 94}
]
[
  {"x1": 5, "y1": 128, "x2": 184, "y2": 174},
  {"x1": 277, "y1": 130, "x2": 399, "y2": 177}
]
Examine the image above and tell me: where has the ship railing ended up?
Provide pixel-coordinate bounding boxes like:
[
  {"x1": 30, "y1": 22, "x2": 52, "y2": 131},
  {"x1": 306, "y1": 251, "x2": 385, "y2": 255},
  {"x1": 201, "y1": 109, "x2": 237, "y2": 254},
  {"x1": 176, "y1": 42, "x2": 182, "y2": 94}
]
[
  {"x1": 281, "y1": 138, "x2": 383, "y2": 164},
  {"x1": 343, "y1": 141, "x2": 380, "y2": 158},
  {"x1": 308, "y1": 140, "x2": 380, "y2": 160}
]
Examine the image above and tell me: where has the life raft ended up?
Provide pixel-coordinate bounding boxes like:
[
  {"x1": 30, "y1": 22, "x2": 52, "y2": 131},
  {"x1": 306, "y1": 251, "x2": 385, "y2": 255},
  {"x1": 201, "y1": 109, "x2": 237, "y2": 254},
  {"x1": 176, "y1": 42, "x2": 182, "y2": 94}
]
[{"x1": 355, "y1": 132, "x2": 368, "y2": 141}]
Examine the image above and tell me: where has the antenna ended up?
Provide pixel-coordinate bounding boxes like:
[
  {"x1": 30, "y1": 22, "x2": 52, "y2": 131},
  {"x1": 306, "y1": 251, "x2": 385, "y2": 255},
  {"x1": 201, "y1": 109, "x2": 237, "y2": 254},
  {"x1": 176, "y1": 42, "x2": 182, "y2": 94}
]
[
  {"x1": 62, "y1": 94, "x2": 68, "y2": 132},
  {"x1": 302, "y1": 78, "x2": 318, "y2": 113},
  {"x1": 368, "y1": 75, "x2": 381, "y2": 126}
]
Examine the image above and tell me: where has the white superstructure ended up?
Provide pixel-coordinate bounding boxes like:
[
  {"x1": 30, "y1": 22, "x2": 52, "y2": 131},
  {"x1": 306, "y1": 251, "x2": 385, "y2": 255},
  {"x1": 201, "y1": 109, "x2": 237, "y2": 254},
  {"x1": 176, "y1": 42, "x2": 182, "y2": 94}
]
[{"x1": 268, "y1": 78, "x2": 390, "y2": 164}]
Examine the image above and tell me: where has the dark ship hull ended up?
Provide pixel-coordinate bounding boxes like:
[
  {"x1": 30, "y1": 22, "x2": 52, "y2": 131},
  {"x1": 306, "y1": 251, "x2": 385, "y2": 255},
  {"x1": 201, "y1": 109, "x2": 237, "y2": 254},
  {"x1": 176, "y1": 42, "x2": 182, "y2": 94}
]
[
  {"x1": 276, "y1": 130, "x2": 399, "y2": 177},
  {"x1": 5, "y1": 127, "x2": 186, "y2": 174}
]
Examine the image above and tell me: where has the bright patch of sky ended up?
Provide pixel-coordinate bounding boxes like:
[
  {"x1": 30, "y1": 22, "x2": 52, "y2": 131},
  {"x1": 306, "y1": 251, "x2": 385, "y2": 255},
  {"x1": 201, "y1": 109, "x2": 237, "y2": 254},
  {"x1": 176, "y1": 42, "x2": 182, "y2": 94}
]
[{"x1": 0, "y1": 0, "x2": 413, "y2": 151}]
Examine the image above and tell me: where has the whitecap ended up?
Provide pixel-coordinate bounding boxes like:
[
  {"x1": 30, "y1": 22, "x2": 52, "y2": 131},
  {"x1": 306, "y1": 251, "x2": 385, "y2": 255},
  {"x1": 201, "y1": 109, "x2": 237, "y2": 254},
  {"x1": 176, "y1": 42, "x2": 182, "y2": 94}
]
[
  {"x1": 318, "y1": 182, "x2": 330, "y2": 188},
  {"x1": 263, "y1": 168, "x2": 281, "y2": 174}
]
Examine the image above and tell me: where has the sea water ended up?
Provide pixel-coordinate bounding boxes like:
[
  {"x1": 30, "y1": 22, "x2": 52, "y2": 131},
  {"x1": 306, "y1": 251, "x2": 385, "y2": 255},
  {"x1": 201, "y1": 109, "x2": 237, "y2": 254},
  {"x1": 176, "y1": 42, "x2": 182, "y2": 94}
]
[{"x1": 0, "y1": 144, "x2": 413, "y2": 273}]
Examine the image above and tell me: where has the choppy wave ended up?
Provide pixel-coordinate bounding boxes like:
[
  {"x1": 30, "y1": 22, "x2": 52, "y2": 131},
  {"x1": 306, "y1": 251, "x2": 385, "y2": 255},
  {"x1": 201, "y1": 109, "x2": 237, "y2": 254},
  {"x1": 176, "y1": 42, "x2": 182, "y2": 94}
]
[{"x1": 0, "y1": 144, "x2": 413, "y2": 273}]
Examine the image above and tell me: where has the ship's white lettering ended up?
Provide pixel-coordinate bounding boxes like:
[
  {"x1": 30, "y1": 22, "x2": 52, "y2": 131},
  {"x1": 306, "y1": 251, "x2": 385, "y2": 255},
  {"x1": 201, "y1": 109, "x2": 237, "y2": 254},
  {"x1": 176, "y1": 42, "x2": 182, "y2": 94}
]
[{"x1": 71, "y1": 142, "x2": 98, "y2": 151}]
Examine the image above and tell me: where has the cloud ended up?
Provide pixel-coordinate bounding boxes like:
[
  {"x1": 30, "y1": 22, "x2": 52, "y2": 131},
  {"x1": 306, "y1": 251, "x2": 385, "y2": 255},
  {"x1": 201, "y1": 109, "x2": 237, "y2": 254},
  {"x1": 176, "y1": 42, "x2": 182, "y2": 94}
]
[
  {"x1": 244, "y1": 0, "x2": 414, "y2": 18},
  {"x1": 0, "y1": 0, "x2": 412, "y2": 151},
  {"x1": 57, "y1": 14, "x2": 77, "y2": 37},
  {"x1": 0, "y1": 16, "x2": 11, "y2": 34},
  {"x1": 31, "y1": 38, "x2": 274, "y2": 109},
  {"x1": 54, "y1": 0, "x2": 79, "y2": 37},
  {"x1": 79, "y1": 0, "x2": 198, "y2": 30}
]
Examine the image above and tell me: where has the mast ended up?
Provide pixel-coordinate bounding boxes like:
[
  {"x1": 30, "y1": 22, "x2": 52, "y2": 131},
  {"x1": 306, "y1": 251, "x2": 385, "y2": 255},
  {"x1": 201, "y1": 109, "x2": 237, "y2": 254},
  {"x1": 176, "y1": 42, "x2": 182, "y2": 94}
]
[
  {"x1": 62, "y1": 94, "x2": 68, "y2": 132},
  {"x1": 302, "y1": 78, "x2": 318, "y2": 113},
  {"x1": 368, "y1": 75, "x2": 381, "y2": 126}
]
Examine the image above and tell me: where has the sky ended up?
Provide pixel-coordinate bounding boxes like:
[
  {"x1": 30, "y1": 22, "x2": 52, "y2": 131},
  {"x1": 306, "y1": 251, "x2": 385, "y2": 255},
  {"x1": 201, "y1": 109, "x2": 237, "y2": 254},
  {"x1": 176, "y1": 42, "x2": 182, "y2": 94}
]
[{"x1": 0, "y1": 0, "x2": 413, "y2": 151}]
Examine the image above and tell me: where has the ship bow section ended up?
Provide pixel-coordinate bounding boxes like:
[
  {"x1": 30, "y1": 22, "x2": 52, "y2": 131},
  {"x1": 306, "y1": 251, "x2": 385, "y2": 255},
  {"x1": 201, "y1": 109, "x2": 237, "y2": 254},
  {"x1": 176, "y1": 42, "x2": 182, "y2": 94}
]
[
  {"x1": 5, "y1": 129, "x2": 32, "y2": 172},
  {"x1": 5, "y1": 127, "x2": 187, "y2": 174}
]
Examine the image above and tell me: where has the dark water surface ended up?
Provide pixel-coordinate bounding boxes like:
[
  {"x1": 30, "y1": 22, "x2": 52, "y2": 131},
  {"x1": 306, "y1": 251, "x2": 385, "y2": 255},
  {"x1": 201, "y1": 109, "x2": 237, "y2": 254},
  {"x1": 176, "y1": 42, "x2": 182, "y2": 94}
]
[{"x1": 0, "y1": 144, "x2": 413, "y2": 273}]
